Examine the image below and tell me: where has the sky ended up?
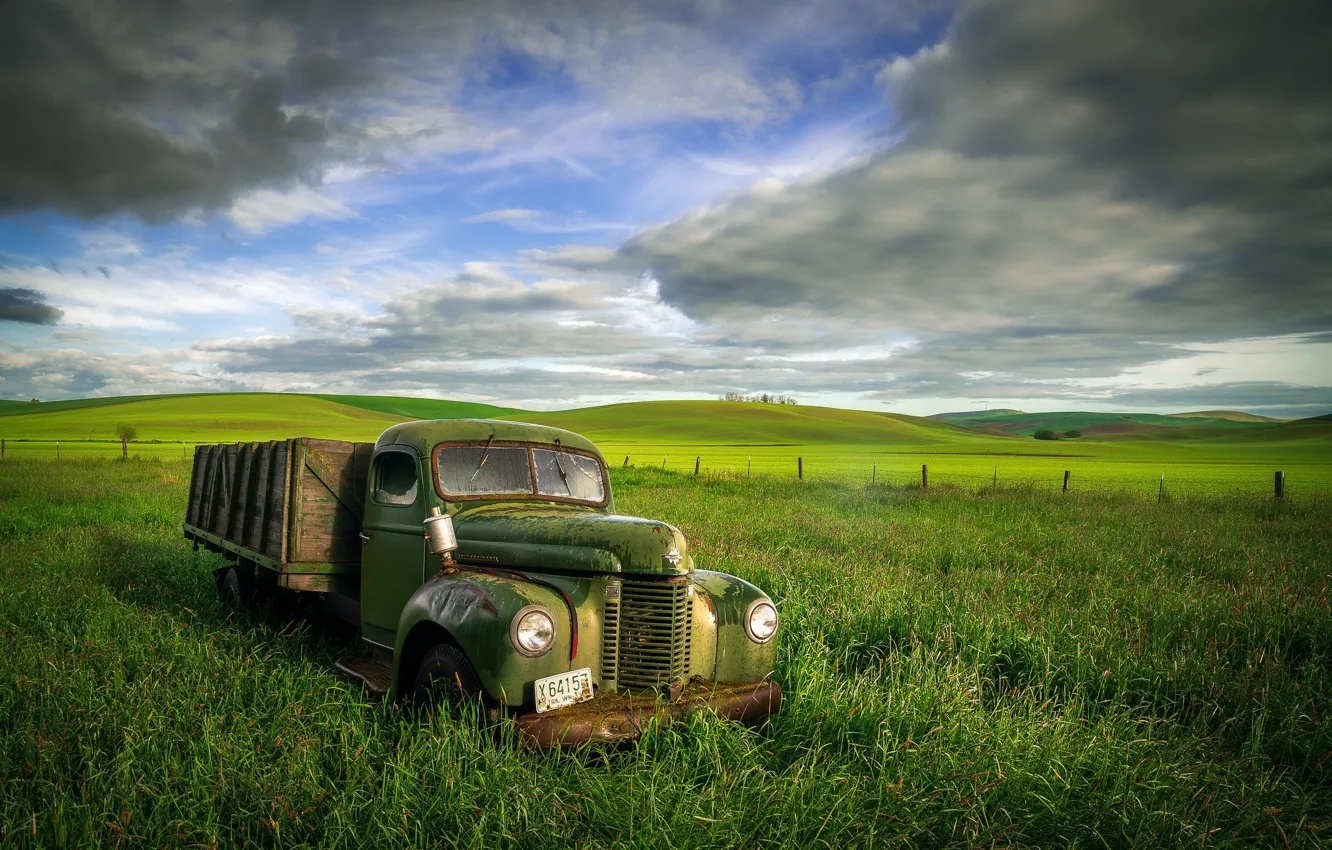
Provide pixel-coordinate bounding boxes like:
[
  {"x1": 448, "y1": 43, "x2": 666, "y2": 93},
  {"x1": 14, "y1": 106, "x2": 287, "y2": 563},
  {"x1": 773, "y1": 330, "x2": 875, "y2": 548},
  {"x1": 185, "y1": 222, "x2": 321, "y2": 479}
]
[{"x1": 1, "y1": 0, "x2": 1330, "y2": 418}]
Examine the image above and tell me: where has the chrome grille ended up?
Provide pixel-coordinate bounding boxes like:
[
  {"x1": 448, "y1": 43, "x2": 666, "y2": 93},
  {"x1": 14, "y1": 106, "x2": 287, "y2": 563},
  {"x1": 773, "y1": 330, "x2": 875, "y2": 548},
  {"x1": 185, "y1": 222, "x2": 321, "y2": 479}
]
[
  {"x1": 616, "y1": 580, "x2": 691, "y2": 690},
  {"x1": 600, "y1": 582, "x2": 621, "y2": 687}
]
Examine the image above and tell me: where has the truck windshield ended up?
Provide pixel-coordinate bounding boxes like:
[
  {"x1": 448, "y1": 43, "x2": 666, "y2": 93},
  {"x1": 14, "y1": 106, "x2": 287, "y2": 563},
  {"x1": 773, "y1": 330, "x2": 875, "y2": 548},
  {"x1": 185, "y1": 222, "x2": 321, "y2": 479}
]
[{"x1": 434, "y1": 443, "x2": 606, "y2": 504}]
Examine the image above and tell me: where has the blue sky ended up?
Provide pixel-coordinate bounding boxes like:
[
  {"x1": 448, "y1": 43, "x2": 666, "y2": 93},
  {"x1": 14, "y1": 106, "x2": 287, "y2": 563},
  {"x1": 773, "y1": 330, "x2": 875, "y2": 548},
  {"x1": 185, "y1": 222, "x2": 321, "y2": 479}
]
[{"x1": 1, "y1": 0, "x2": 1329, "y2": 416}]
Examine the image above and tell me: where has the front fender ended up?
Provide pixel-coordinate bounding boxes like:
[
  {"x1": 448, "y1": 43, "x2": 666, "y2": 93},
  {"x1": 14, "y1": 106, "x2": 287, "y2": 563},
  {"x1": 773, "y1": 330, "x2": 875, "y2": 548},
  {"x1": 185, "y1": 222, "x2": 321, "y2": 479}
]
[
  {"x1": 693, "y1": 570, "x2": 780, "y2": 682},
  {"x1": 393, "y1": 573, "x2": 571, "y2": 706}
]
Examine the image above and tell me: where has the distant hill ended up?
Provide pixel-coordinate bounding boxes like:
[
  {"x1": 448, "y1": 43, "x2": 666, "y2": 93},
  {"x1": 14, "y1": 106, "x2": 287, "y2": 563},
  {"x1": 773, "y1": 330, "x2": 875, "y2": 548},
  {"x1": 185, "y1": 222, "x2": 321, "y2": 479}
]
[
  {"x1": 504, "y1": 400, "x2": 980, "y2": 447},
  {"x1": 937, "y1": 410, "x2": 1275, "y2": 439},
  {"x1": 315, "y1": 394, "x2": 520, "y2": 420},
  {"x1": 928, "y1": 408, "x2": 1025, "y2": 419},
  {"x1": 1168, "y1": 410, "x2": 1282, "y2": 423}
]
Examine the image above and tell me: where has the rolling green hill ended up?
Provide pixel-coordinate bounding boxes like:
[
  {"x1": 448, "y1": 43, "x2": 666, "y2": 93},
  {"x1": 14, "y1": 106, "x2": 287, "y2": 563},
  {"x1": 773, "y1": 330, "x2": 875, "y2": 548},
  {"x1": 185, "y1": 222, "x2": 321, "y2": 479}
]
[
  {"x1": 502, "y1": 400, "x2": 981, "y2": 446},
  {"x1": 315, "y1": 394, "x2": 520, "y2": 420},
  {"x1": 0, "y1": 394, "x2": 401, "y2": 442},
  {"x1": 935, "y1": 410, "x2": 1274, "y2": 438}
]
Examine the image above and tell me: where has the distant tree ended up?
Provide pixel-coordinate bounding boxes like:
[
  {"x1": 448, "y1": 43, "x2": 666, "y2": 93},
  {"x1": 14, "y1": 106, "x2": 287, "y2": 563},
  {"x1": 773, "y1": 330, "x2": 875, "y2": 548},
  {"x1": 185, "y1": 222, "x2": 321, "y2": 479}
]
[
  {"x1": 1033, "y1": 428, "x2": 1058, "y2": 441},
  {"x1": 30, "y1": 398, "x2": 39, "y2": 403},
  {"x1": 1065, "y1": 429, "x2": 1082, "y2": 438}
]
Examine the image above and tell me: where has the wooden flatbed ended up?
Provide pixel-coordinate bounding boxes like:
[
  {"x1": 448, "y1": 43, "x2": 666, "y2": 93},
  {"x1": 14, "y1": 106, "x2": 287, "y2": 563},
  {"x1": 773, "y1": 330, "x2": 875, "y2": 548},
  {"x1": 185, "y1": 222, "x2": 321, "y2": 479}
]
[{"x1": 183, "y1": 438, "x2": 373, "y2": 596}]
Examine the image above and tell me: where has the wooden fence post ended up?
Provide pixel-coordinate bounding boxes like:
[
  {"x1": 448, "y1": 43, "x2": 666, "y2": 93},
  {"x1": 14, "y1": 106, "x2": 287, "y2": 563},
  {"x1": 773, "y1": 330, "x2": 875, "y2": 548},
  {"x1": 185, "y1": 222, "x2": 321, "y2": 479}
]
[
  {"x1": 695, "y1": 456, "x2": 701, "y2": 476},
  {"x1": 1275, "y1": 470, "x2": 1285, "y2": 500},
  {"x1": 183, "y1": 442, "x2": 187, "y2": 458},
  {"x1": 623, "y1": 455, "x2": 629, "y2": 468},
  {"x1": 1, "y1": 438, "x2": 4, "y2": 460},
  {"x1": 662, "y1": 455, "x2": 667, "y2": 469},
  {"x1": 797, "y1": 457, "x2": 803, "y2": 479},
  {"x1": 747, "y1": 456, "x2": 751, "y2": 477},
  {"x1": 56, "y1": 440, "x2": 60, "y2": 460},
  {"x1": 872, "y1": 462, "x2": 876, "y2": 485},
  {"x1": 1158, "y1": 473, "x2": 1164, "y2": 503},
  {"x1": 921, "y1": 464, "x2": 928, "y2": 489},
  {"x1": 1063, "y1": 470, "x2": 1070, "y2": 493},
  {"x1": 993, "y1": 466, "x2": 997, "y2": 489}
]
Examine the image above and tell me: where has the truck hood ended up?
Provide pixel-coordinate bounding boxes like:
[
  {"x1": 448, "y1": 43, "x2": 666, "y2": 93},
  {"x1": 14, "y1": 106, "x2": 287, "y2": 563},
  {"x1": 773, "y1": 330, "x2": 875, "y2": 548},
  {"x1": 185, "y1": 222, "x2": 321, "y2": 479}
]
[{"x1": 451, "y1": 504, "x2": 691, "y2": 576}]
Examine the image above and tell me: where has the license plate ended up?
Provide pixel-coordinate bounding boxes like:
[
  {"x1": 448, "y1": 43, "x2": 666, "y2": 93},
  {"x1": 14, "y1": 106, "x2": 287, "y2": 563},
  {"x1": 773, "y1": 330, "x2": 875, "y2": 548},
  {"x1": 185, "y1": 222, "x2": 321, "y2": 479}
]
[{"x1": 534, "y1": 667, "x2": 594, "y2": 713}]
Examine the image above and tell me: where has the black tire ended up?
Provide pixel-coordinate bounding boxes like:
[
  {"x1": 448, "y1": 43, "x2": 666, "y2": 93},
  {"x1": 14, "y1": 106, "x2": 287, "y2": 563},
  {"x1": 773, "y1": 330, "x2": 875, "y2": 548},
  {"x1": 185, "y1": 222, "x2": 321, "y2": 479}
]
[
  {"x1": 413, "y1": 644, "x2": 486, "y2": 716},
  {"x1": 217, "y1": 566, "x2": 243, "y2": 611}
]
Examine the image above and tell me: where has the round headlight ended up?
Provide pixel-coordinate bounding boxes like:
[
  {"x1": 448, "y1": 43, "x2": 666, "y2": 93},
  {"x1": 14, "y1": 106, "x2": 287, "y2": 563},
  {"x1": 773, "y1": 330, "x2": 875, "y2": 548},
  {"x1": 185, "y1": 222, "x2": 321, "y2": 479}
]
[
  {"x1": 511, "y1": 606, "x2": 555, "y2": 657},
  {"x1": 745, "y1": 599, "x2": 778, "y2": 643}
]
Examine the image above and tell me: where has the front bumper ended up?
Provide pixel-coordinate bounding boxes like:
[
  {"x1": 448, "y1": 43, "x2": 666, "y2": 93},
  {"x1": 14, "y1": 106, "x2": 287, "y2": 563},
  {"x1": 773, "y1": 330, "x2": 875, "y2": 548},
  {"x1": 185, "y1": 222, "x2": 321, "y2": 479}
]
[{"x1": 514, "y1": 680, "x2": 782, "y2": 748}]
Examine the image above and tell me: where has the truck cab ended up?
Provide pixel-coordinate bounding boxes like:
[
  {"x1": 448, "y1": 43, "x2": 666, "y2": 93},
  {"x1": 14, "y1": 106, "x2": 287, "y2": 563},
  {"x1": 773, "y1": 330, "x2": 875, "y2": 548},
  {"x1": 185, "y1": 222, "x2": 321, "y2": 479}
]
[{"x1": 184, "y1": 420, "x2": 781, "y2": 746}]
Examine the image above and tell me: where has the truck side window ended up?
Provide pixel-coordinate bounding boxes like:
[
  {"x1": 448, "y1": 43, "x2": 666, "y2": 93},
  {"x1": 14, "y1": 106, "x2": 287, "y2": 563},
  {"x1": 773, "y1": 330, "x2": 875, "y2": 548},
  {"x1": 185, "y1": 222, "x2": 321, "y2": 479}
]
[{"x1": 372, "y1": 452, "x2": 419, "y2": 506}]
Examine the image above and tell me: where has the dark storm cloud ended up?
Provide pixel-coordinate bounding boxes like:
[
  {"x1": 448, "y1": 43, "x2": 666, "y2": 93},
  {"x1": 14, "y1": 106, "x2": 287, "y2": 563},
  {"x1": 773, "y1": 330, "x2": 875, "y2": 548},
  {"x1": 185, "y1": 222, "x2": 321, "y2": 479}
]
[
  {"x1": 599, "y1": 0, "x2": 1332, "y2": 403},
  {"x1": 0, "y1": 287, "x2": 62, "y2": 324},
  {"x1": 0, "y1": 0, "x2": 377, "y2": 220},
  {"x1": 0, "y1": 0, "x2": 938, "y2": 222}
]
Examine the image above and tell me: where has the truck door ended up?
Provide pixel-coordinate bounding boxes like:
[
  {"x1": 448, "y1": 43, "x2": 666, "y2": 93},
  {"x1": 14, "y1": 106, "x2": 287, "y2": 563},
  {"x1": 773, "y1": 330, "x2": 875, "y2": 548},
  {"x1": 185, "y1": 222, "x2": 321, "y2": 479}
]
[{"x1": 360, "y1": 447, "x2": 426, "y2": 647}]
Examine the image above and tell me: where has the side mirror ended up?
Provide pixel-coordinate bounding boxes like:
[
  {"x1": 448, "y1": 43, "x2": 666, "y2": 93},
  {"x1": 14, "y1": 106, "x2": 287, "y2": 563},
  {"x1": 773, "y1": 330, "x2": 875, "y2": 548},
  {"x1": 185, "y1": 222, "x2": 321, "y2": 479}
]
[{"x1": 423, "y1": 506, "x2": 458, "y2": 556}]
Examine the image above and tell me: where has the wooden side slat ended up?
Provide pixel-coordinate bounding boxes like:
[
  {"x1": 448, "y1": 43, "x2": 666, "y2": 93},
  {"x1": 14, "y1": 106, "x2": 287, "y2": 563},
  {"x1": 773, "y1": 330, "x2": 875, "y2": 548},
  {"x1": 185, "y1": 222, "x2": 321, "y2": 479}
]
[
  {"x1": 229, "y1": 443, "x2": 254, "y2": 542},
  {"x1": 186, "y1": 446, "x2": 207, "y2": 526}
]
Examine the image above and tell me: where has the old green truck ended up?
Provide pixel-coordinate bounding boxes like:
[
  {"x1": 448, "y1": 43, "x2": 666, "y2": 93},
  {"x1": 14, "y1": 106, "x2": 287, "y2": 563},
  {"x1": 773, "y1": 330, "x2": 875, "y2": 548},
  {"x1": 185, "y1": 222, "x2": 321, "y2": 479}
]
[{"x1": 183, "y1": 419, "x2": 781, "y2": 746}]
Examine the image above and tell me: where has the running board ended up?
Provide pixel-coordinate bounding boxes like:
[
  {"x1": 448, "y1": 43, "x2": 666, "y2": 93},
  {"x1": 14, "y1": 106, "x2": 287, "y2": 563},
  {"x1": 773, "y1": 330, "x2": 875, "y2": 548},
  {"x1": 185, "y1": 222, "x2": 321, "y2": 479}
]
[{"x1": 334, "y1": 654, "x2": 392, "y2": 698}]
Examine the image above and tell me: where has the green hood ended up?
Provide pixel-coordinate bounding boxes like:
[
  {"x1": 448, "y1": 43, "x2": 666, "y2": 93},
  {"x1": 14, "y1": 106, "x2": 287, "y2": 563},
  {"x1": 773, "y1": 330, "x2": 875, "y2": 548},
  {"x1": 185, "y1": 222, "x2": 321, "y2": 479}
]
[{"x1": 451, "y1": 503, "x2": 691, "y2": 576}]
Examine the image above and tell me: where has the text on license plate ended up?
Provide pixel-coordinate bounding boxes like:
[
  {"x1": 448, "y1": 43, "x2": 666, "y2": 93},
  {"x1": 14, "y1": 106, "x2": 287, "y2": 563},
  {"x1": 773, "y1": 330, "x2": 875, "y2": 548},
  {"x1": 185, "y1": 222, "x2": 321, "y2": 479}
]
[{"x1": 535, "y1": 667, "x2": 594, "y2": 713}]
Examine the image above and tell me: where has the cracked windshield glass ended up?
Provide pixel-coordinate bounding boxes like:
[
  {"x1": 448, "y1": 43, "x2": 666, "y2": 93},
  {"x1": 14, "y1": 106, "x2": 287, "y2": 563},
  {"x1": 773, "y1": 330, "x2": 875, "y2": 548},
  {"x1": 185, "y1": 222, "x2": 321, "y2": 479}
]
[
  {"x1": 533, "y1": 449, "x2": 605, "y2": 502},
  {"x1": 435, "y1": 446, "x2": 531, "y2": 496}
]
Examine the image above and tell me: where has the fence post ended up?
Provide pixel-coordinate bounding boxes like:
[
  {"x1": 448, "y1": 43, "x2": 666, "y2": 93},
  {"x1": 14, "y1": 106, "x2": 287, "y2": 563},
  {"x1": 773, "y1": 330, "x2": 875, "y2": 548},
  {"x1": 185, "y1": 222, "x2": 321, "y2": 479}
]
[
  {"x1": 993, "y1": 466, "x2": 997, "y2": 489},
  {"x1": 623, "y1": 455, "x2": 629, "y2": 468},
  {"x1": 1062, "y1": 470, "x2": 1070, "y2": 493},
  {"x1": 183, "y1": 442, "x2": 187, "y2": 458},
  {"x1": 1158, "y1": 473, "x2": 1164, "y2": 503},
  {"x1": 1275, "y1": 470, "x2": 1285, "y2": 500},
  {"x1": 662, "y1": 455, "x2": 667, "y2": 470},
  {"x1": 747, "y1": 456, "x2": 751, "y2": 477},
  {"x1": 56, "y1": 440, "x2": 60, "y2": 460},
  {"x1": 797, "y1": 457, "x2": 803, "y2": 479},
  {"x1": 872, "y1": 462, "x2": 876, "y2": 485},
  {"x1": 1, "y1": 438, "x2": 4, "y2": 460},
  {"x1": 921, "y1": 464, "x2": 928, "y2": 489},
  {"x1": 695, "y1": 456, "x2": 701, "y2": 476}
]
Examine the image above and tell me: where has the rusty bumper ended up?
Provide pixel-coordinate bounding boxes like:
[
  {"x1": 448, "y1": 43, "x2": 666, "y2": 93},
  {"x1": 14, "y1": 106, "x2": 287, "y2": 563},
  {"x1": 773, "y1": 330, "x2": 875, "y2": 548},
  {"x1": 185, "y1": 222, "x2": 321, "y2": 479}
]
[{"x1": 514, "y1": 680, "x2": 782, "y2": 748}]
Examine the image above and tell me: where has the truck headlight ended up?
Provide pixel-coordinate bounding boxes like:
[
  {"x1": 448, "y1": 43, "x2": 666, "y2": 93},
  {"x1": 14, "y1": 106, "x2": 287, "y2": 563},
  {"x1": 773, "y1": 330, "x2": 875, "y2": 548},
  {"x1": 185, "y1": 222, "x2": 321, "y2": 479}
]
[
  {"x1": 512, "y1": 606, "x2": 556, "y2": 657},
  {"x1": 745, "y1": 599, "x2": 778, "y2": 644}
]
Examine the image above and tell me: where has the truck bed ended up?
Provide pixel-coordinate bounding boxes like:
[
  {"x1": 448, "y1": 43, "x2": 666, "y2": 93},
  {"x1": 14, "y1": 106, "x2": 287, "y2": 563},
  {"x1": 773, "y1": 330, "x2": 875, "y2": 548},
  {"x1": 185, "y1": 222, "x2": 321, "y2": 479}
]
[{"x1": 184, "y1": 438, "x2": 373, "y2": 593}]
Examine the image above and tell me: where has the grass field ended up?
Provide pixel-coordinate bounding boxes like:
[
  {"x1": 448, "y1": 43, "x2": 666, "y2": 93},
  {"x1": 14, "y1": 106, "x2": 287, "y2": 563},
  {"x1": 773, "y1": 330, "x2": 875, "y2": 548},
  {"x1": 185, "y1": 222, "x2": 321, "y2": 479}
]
[
  {"x1": 2, "y1": 458, "x2": 1330, "y2": 847},
  {"x1": 2, "y1": 394, "x2": 1329, "y2": 497}
]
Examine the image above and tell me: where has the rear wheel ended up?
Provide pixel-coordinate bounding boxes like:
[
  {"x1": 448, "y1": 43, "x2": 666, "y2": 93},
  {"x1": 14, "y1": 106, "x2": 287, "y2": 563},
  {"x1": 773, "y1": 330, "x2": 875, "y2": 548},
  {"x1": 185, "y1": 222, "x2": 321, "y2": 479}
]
[
  {"x1": 217, "y1": 566, "x2": 244, "y2": 611},
  {"x1": 413, "y1": 644, "x2": 486, "y2": 717}
]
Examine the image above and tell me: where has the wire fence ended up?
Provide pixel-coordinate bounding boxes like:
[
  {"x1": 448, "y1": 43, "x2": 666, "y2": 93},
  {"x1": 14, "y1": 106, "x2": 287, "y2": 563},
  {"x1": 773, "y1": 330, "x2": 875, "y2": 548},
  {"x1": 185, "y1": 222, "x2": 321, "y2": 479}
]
[{"x1": 3, "y1": 439, "x2": 1330, "y2": 501}]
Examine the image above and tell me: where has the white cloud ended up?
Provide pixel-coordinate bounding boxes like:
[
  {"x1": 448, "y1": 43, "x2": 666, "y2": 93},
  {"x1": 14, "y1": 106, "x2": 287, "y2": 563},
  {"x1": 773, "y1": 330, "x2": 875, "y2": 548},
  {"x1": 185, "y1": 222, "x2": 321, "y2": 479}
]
[
  {"x1": 226, "y1": 186, "x2": 358, "y2": 233},
  {"x1": 462, "y1": 208, "x2": 541, "y2": 223}
]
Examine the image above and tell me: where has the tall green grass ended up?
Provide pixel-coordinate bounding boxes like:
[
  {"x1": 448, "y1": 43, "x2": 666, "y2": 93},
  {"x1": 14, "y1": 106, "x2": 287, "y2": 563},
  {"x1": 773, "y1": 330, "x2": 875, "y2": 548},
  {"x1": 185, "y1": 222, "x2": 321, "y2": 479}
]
[{"x1": 2, "y1": 459, "x2": 1330, "y2": 847}]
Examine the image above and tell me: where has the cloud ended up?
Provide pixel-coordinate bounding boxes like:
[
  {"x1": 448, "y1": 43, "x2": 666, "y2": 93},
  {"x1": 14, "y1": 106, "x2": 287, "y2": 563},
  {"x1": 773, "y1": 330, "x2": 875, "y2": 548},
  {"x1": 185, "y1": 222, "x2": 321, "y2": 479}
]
[
  {"x1": 227, "y1": 186, "x2": 357, "y2": 232},
  {"x1": 574, "y1": 0, "x2": 1332, "y2": 407},
  {"x1": 0, "y1": 0, "x2": 933, "y2": 224},
  {"x1": 0, "y1": 288, "x2": 63, "y2": 324},
  {"x1": 462, "y1": 208, "x2": 540, "y2": 223}
]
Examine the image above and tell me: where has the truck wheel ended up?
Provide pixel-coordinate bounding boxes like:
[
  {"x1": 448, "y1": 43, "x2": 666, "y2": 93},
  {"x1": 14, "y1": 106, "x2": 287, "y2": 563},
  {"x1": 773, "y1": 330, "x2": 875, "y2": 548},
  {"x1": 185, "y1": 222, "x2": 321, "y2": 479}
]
[
  {"x1": 413, "y1": 644, "x2": 485, "y2": 716},
  {"x1": 217, "y1": 567, "x2": 244, "y2": 611}
]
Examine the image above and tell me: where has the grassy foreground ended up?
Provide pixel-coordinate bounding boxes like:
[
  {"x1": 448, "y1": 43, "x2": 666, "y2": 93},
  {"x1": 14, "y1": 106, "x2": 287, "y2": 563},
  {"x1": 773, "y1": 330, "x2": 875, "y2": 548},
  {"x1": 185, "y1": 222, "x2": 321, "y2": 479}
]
[{"x1": 2, "y1": 458, "x2": 1330, "y2": 848}]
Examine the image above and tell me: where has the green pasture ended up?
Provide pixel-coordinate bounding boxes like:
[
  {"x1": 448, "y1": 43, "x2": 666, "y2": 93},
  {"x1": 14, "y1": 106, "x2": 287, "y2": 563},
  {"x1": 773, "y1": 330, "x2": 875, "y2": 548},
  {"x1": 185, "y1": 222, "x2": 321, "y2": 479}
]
[
  {"x1": 2, "y1": 458, "x2": 1330, "y2": 847},
  {"x1": 2, "y1": 394, "x2": 1329, "y2": 496}
]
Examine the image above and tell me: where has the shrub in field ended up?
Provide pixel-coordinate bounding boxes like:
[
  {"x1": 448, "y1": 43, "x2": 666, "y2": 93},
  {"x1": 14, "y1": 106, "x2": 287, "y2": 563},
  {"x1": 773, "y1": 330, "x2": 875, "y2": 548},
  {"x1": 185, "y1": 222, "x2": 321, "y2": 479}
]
[
  {"x1": 1064, "y1": 429, "x2": 1081, "y2": 438},
  {"x1": 115, "y1": 422, "x2": 138, "y2": 442},
  {"x1": 1033, "y1": 428, "x2": 1058, "y2": 440}
]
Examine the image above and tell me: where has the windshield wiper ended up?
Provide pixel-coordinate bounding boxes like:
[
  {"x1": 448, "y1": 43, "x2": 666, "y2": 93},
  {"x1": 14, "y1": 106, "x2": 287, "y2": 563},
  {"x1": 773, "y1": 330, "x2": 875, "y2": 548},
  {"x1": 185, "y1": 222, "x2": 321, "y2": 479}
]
[
  {"x1": 468, "y1": 434, "x2": 496, "y2": 483},
  {"x1": 552, "y1": 440, "x2": 571, "y2": 493}
]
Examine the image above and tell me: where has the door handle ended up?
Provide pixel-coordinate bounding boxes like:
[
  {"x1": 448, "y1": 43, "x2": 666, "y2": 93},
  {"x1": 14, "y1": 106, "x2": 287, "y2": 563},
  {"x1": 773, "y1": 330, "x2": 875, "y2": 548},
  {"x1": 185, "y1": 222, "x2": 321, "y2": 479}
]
[{"x1": 359, "y1": 532, "x2": 372, "y2": 542}]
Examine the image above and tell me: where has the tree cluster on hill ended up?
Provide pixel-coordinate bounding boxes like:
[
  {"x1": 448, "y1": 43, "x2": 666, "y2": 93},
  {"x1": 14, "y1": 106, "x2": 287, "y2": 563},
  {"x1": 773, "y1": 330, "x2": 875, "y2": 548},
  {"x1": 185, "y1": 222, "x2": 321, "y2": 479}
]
[
  {"x1": 720, "y1": 393, "x2": 798, "y2": 405},
  {"x1": 1034, "y1": 429, "x2": 1081, "y2": 440}
]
